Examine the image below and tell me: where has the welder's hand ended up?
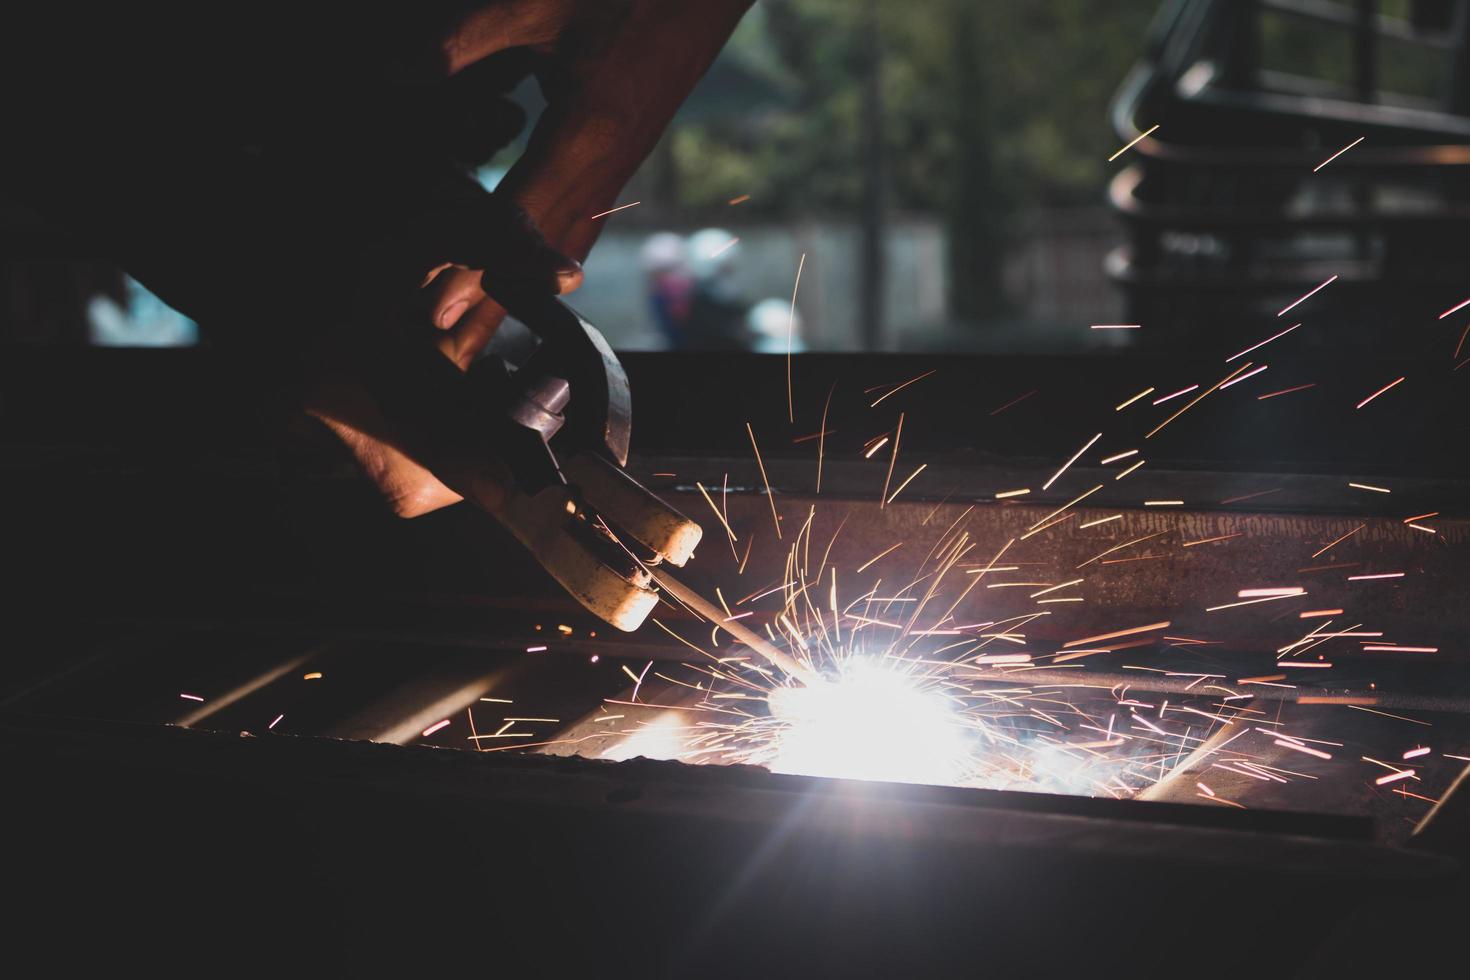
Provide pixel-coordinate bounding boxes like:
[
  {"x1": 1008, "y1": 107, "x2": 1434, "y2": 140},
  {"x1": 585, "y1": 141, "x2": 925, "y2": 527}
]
[
  {"x1": 406, "y1": 0, "x2": 756, "y2": 368},
  {"x1": 313, "y1": 0, "x2": 753, "y2": 518}
]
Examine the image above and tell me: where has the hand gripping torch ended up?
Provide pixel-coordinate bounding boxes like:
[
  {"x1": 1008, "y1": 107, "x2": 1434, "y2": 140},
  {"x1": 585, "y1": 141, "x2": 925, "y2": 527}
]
[{"x1": 458, "y1": 291, "x2": 705, "y2": 631}]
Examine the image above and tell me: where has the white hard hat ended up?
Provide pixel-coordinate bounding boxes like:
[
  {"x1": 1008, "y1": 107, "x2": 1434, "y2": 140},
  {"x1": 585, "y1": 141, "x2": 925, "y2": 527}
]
[
  {"x1": 748, "y1": 297, "x2": 803, "y2": 354},
  {"x1": 687, "y1": 228, "x2": 740, "y2": 279},
  {"x1": 639, "y1": 232, "x2": 688, "y2": 274}
]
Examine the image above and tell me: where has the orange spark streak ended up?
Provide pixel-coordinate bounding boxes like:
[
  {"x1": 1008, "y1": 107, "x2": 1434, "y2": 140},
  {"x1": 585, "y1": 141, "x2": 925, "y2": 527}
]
[
  {"x1": 1152, "y1": 384, "x2": 1198, "y2": 405},
  {"x1": 1115, "y1": 459, "x2": 1146, "y2": 480},
  {"x1": 989, "y1": 389, "x2": 1037, "y2": 416},
  {"x1": 1362, "y1": 645, "x2": 1437, "y2": 653},
  {"x1": 1108, "y1": 123, "x2": 1159, "y2": 161},
  {"x1": 1278, "y1": 275, "x2": 1337, "y2": 316},
  {"x1": 786, "y1": 253, "x2": 805, "y2": 423},
  {"x1": 1275, "y1": 739, "x2": 1333, "y2": 759},
  {"x1": 1176, "y1": 531, "x2": 1234, "y2": 549},
  {"x1": 1311, "y1": 524, "x2": 1364, "y2": 559},
  {"x1": 1313, "y1": 136, "x2": 1364, "y2": 172},
  {"x1": 1027, "y1": 484, "x2": 1104, "y2": 532},
  {"x1": 1115, "y1": 387, "x2": 1154, "y2": 411},
  {"x1": 1257, "y1": 383, "x2": 1316, "y2": 400},
  {"x1": 1077, "y1": 530, "x2": 1167, "y2": 568},
  {"x1": 1206, "y1": 593, "x2": 1304, "y2": 612},
  {"x1": 1375, "y1": 769, "x2": 1415, "y2": 786},
  {"x1": 746, "y1": 423, "x2": 782, "y2": 540},
  {"x1": 870, "y1": 369, "x2": 936, "y2": 408},
  {"x1": 1227, "y1": 323, "x2": 1300, "y2": 362},
  {"x1": 885, "y1": 463, "x2": 927, "y2": 505},
  {"x1": 1041, "y1": 432, "x2": 1102, "y2": 491},
  {"x1": 1147, "y1": 362, "x2": 1254, "y2": 439},
  {"x1": 1220, "y1": 364, "x2": 1268, "y2": 389},
  {"x1": 857, "y1": 542, "x2": 902, "y2": 573},
  {"x1": 880, "y1": 413, "x2": 904, "y2": 509},
  {"x1": 1356, "y1": 376, "x2": 1405, "y2": 409},
  {"x1": 1099, "y1": 449, "x2": 1137, "y2": 465},
  {"x1": 588, "y1": 201, "x2": 640, "y2": 220},
  {"x1": 1439, "y1": 295, "x2": 1470, "y2": 319},
  {"x1": 817, "y1": 383, "x2": 834, "y2": 493},
  {"x1": 1062, "y1": 621, "x2": 1170, "y2": 649}
]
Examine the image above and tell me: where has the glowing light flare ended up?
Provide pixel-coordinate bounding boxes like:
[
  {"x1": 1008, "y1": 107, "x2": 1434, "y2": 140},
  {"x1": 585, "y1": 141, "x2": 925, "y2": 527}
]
[{"x1": 765, "y1": 661, "x2": 969, "y2": 786}]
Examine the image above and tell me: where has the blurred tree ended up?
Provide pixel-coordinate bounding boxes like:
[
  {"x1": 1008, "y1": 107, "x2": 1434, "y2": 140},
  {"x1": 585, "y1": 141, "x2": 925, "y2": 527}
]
[{"x1": 668, "y1": 0, "x2": 1160, "y2": 324}]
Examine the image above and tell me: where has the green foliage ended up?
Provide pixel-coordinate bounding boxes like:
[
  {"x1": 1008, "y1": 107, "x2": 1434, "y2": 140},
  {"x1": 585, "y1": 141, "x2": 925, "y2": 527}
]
[{"x1": 671, "y1": 0, "x2": 1160, "y2": 214}]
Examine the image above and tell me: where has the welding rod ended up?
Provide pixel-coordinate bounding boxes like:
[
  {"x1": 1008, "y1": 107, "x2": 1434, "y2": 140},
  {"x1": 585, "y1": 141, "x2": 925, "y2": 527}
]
[{"x1": 650, "y1": 569, "x2": 817, "y2": 684}]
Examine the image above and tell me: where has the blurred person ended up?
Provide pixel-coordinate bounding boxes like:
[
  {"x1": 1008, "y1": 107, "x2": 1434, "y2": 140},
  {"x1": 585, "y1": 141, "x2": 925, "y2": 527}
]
[
  {"x1": 684, "y1": 227, "x2": 752, "y2": 350},
  {"x1": 638, "y1": 231, "x2": 695, "y2": 348}
]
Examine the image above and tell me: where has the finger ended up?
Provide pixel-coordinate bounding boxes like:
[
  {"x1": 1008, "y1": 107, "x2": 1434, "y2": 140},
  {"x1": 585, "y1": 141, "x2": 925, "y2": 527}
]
[
  {"x1": 433, "y1": 0, "x2": 577, "y2": 77},
  {"x1": 422, "y1": 266, "x2": 486, "y2": 330},
  {"x1": 437, "y1": 296, "x2": 506, "y2": 369},
  {"x1": 439, "y1": 252, "x2": 585, "y2": 368}
]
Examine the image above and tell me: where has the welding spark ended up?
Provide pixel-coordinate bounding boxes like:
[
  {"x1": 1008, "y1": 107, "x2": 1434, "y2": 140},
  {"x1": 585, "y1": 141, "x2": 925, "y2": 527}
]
[
  {"x1": 1115, "y1": 387, "x2": 1154, "y2": 411},
  {"x1": 1438, "y1": 296, "x2": 1470, "y2": 319},
  {"x1": 1228, "y1": 323, "x2": 1300, "y2": 362},
  {"x1": 869, "y1": 369, "x2": 936, "y2": 408},
  {"x1": 588, "y1": 201, "x2": 641, "y2": 220},
  {"x1": 1041, "y1": 433, "x2": 1102, "y2": 491},
  {"x1": 1218, "y1": 364, "x2": 1268, "y2": 389},
  {"x1": 1114, "y1": 459, "x2": 1146, "y2": 480},
  {"x1": 1108, "y1": 124, "x2": 1159, "y2": 161},
  {"x1": 1356, "y1": 376, "x2": 1405, "y2": 409},
  {"x1": 1313, "y1": 136, "x2": 1364, "y2": 172},
  {"x1": 786, "y1": 253, "x2": 806, "y2": 422},
  {"x1": 1152, "y1": 385, "x2": 1197, "y2": 405},
  {"x1": 1278, "y1": 275, "x2": 1337, "y2": 316},
  {"x1": 1257, "y1": 383, "x2": 1316, "y2": 400}
]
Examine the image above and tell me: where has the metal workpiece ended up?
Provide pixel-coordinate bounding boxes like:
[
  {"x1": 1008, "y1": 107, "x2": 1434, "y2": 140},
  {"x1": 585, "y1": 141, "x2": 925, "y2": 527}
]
[{"x1": 633, "y1": 467, "x2": 1468, "y2": 658}]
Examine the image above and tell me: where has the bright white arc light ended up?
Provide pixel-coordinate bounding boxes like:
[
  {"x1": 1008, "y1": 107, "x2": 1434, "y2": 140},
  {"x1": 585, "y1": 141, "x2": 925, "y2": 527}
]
[{"x1": 766, "y1": 662, "x2": 968, "y2": 786}]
